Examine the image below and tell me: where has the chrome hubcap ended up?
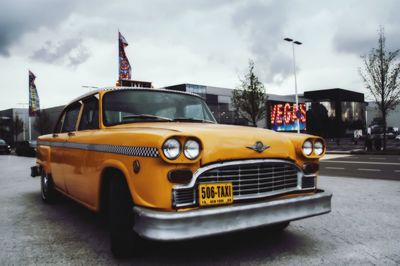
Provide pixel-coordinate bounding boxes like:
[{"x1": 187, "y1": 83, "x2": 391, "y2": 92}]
[{"x1": 42, "y1": 175, "x2": 49, "y2": 198}]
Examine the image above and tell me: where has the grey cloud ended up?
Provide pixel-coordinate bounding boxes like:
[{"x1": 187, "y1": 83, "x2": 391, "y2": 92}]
[
  {"x1": 68, "y1": 47, "x2": 91, "y2": 67},
  {"x1": 334, "y1": 28, "x2": 400, "y2": 55},
  {"x1": 333, "y1": 30, "x2": 379, "y2": 55},
  {"x1": 332, "y1": 0, "x2": 400, "y2": 55},
  {"x1": 0, "y1": 0, "x2": 76, "y2": 56},
  {"x1": 232, "y1": 1, "x2": 292, "y2": 82},
  {"x1": 30, "y1": 38, "x2": 91, "y2": 67}
]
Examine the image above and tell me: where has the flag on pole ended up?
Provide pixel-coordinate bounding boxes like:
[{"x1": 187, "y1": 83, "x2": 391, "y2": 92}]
[
  {"x1": 118, "y1": 31, "x2": 132, "y2": 80},
  {"x1": 28, "y1": 70, "x2": 40, "y2": 117}
]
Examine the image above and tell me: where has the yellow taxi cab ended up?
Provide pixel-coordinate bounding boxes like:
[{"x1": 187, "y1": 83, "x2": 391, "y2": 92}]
[{"x1": 31, "y1": 87, "x2": 332, "y2": 257}]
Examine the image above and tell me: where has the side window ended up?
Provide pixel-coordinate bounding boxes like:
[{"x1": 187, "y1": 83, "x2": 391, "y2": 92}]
[
  {"x1": 61, "y1": 103, "x2": 81, "y2": 133},
  {"x1": 54, "y1": 112, "x2": 65, "y2": 133},
  {"x1": 79, "y1": 97, "x2": 99, "y2": 130}
]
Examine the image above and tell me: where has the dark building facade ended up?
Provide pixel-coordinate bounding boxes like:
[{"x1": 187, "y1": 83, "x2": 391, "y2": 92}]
[
  {"x1": 163, "y1": 84, "x2": 250, "y2": 126},
  {"x1": 0, "y1": 106, "x2": 65, "y2": 145},
  {"x1": 304, "y1": 88, "x2": 365, "y2": 137},
  {"x1": 0, "y1": 108, "x2": 39, "y2": 145},
  {"x1": 0, "y1": 85, "x2": 368, "y2": 141},
  {"x1": 165, "y1": 84, "x2": 367, "y2": 137}
]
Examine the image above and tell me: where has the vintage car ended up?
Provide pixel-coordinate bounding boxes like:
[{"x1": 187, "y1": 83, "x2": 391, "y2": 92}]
[
  {"x1": 31, "y1": 87, "x2": 332, "y2": 257},
  {"x1": 0, "y1": 138, "x2": 11, "y2": 154}
]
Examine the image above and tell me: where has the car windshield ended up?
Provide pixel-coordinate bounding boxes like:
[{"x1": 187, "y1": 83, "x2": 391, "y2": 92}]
[
  {"x1": 0, "y1": 139, "x2": 5, "y2": 144},
  {"x1": 102, "y1": 89, "x2": 216, "y2": 126}
]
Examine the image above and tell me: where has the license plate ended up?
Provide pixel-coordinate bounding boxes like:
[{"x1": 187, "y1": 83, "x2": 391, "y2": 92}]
[{"x1": 198, "y1": 182, "x2": 233, "y2": 206}]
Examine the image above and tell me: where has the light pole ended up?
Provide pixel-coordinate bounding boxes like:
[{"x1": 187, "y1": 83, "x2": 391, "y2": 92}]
[
  {"x1": 284, "y1": 37, "x2": 302, "y2": 133},
  {"x1": 17, "y1": 102, "x2": 30, "y2": 141}
]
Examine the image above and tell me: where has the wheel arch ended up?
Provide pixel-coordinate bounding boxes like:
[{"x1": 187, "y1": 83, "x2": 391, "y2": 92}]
[
  {"x1": 37, "y1": 145, "x2": 52, "y2": 174},
  {"x1": 99, "y1": 163, "x2": 133, "y2": 214}
]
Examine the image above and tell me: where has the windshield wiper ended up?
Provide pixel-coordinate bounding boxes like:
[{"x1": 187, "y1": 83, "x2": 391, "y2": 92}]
[
  {"x1": 122, "y1": 114, "x2": 172, "y2": 122},
  {"x1": 172, "y1": 117, "x2": 215, "y2": 123}
]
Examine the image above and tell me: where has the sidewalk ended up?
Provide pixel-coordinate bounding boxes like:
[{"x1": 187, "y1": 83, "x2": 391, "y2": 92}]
[{"x1": 325, "y1": 138, "x2": 400, "y2": 155}]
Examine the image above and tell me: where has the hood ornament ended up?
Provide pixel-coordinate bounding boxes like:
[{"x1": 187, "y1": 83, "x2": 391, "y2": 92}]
[{"x1": 246, "y1": 141, "x2": 270, "y2": 153}]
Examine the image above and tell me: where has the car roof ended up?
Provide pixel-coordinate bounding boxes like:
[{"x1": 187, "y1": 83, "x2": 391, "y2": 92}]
[{"x1": 68, "y1": 86, "x2": 203, "y2": 105}]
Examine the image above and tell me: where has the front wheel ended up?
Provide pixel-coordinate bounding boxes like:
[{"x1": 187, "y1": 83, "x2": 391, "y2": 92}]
[
  {"x1": 41, "y1": 172, "x2": 58, "y2": 204},
  {"x1": 109, "y1": 176, "x2": 141, "y2": 258}
]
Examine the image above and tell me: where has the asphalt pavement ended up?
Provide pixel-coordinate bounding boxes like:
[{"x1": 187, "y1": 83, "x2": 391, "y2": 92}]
[
  {"x1": 321, "y1": 154, "x2": 400, "y2": 180},
  {"x1": 1, "y1": 155, "x2": 400, "y2": 265}
]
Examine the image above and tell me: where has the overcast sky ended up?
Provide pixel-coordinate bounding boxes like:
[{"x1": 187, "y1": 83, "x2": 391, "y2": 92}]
[{"x1": 1, "y1": 0, "x2": 399, "y2": 110}]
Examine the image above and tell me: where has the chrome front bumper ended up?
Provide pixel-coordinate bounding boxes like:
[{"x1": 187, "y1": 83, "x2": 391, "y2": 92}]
[{"x1": 133, "y1": 190, "x2": 332, "y2": 241}]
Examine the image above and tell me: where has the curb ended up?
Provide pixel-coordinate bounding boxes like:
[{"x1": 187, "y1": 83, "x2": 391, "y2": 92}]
[
  {"x1": 326, "y1": 150, "x2": 400, "y2": 155},
  {"x1": 326, "y1": 150, "x2": 352, "y2": 154}
]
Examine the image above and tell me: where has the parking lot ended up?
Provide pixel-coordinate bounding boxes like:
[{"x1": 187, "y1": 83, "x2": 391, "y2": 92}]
[{"x1": 1, "y1": 155, "x2": 400, "y2": 265}]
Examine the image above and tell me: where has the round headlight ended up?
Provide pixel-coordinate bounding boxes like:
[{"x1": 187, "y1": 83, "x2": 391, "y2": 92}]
[
  {"x1": 183, "y1": 139, "x2": 200, "y2": 160},
  {"x1": 314, "y1": 140, "x2": 324, "y2": 156},
  {"x1": 163, "y1": 138, "x2": 181, "y2": 159},
  {"x1": 302, "y1": 140, "x2": 313, "y2": 156}
]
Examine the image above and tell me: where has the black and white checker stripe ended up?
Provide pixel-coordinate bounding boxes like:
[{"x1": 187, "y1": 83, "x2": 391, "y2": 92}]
[
  {"x1": 93, "y1": 144, "x2": 159, "y2": 157},
  {"x1": 37, "y1": 141, "x2": 159, "y2": 158}
]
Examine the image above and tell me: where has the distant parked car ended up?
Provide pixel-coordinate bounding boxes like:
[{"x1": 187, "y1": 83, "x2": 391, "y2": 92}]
[
  {"x1": 15, "y1": 141, "x2": 36, "y2": 157},
  {"x1": 395, "y1": 135, "x2": 400, "y2": 141},
  {"x1": 0, "y1": 139, "x2": 11, "y2": 154},
  {"x1": 386, "y1": 132, "x2": 396, "y2": 139}
]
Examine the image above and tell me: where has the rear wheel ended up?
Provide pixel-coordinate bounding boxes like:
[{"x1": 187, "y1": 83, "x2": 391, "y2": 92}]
[
  {"x1": 41, "y1": 172, "x2": 58, "y2": 204},
  {"x1": 109, "y1": 176, "x2": 140, "y2": 258}
]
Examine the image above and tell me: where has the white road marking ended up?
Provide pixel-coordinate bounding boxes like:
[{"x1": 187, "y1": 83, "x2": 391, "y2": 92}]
[
  {"x1": 322, "y1": 160, "x2": 400, "y2": 166},
  {"x1": 325, "y1": 167, "x2": 345, "y2": 170},
  {"x1": 368, "y1": 157, "x2": 386, "y2": 160},
  {"x1": 395, "y1": 170, "x2": 400, "y2": 173},
  {"x1": 357, "y1": 168, "x2": 381, "y2": 172},
  {"x1": 321, "y1": 154, "x2": 353, "y2": 161}
]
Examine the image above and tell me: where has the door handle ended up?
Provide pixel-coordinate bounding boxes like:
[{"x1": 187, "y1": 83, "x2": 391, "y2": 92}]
[{"x1": 68, "y1": 132, "x2": 75, "y2": 136}]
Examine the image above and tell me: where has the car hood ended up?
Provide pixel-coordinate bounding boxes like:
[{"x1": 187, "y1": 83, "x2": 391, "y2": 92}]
[{"x1": 107, "y1": 122, "x2": 297, "y2": 164}]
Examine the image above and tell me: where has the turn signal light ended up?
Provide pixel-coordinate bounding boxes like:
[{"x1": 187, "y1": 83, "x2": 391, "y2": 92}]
[
  {"x1": 303, "y1": 163, "x2": 319, "y2": 174},
  {"x1": 168, "y1": 169, "x2": 193, "y2": 184}
]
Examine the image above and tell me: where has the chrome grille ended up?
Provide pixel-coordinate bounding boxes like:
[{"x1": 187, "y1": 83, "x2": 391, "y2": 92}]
[
  {"x1": 173, "y1": 160, "x2": 302, "y2": 208},
  {"x1": 173, "y1": 188, "x2": 196, "y2": 206},
  {"x1": 198, "y1": 163, "x2": 299, "y2": 198}
]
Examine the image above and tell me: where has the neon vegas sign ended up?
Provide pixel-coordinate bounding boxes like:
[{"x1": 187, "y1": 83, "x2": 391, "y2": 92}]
[{"x1": 270, "y1": 103, "x2": 306, "y2": 131}]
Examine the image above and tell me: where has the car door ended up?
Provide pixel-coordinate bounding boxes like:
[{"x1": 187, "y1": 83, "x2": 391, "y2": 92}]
[
  {"x1": 64, "y1": 96, "x2": 99, "y2": 207},
  {"x1": 55, "y1": 102, "x2": 82, "y2": 195},
  {"x1": 50, "y1": 109, "x2": 69, "y2": 192}
]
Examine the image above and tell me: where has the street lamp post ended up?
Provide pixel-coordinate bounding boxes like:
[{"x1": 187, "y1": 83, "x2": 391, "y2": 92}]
[
  {"x1": 284, "y1": 37, "x2": 302, "y2": 133},
  {"x1": 17, "y1": 102, "x2": 30, "y2": 141}
]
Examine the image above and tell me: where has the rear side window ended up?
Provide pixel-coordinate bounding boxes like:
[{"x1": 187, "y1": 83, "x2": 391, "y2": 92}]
[
  {"x1": 61, "y1": 103, "x2": 81, "y2": 133},
  {"x1": 54, "y1": 113, "x2": 65, "y2": 133},
  {"x1": 79, "y1": 96, "x2": 99, "y2": 130}
]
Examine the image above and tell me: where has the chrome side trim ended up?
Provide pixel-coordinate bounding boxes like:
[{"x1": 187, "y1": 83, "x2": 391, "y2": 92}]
[{"x1": 134, "y1": 190, "x2": 332, "y2": 241}]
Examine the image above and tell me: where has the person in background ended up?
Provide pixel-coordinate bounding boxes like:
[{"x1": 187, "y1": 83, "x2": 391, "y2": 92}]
[{"x1": 365, "y1": 134, "x2": 372, "y2": 151}]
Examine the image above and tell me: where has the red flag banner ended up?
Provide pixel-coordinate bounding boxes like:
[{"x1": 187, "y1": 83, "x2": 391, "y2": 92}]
[
  {"x1": 29, "y1": 70, "x2": 40, "y2": 117},
  {"x1": 119, "y1": 32, "x2": 132, "y2": 80}
]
